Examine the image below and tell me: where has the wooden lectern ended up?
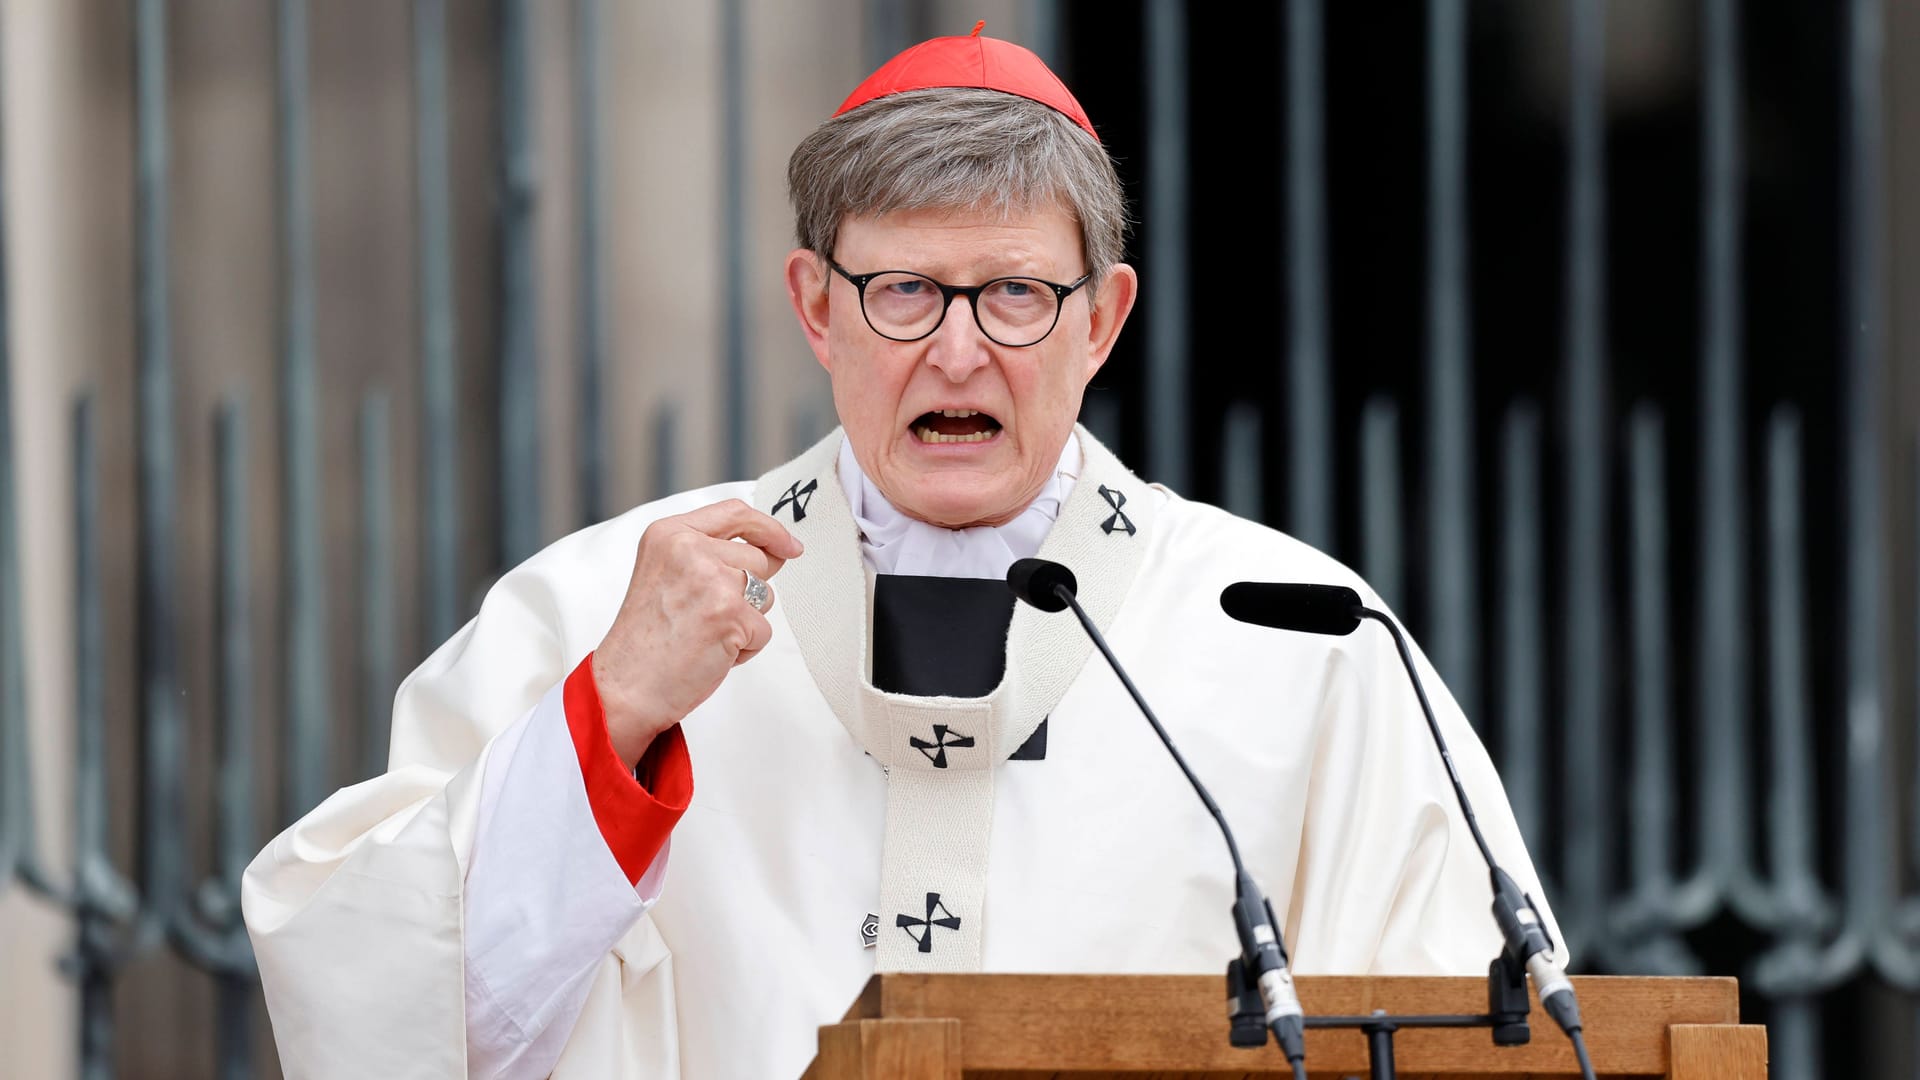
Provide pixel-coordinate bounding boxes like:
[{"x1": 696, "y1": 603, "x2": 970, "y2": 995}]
[{"x1": 802, "y1": 973, "x2": 1766, "y2": 1078}]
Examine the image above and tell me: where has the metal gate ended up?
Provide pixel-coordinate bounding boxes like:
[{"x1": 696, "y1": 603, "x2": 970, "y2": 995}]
[{"x1": 0, "y1": 1, "x2": 1913, "y2": 1076}]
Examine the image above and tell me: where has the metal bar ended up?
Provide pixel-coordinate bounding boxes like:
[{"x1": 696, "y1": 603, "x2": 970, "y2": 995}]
[
  {"x1": 575, "y1": 0, "x2": 608, "y2": 524},
  {"x1": 144, "y1": 437, "x2": 263, "y2": 986},
  {"x1": 720, "y1": 0, "x2": 749, "y2": 480},
  {"x1": 1668, "y1": 0, "x2": 1770, "y2": 931},
  {"x1": 0, "y1": 13, "x2": 42, "y2": 896},
  {"x1": 135, "y1": 0, "x2": 187, "y2": 930},
  {"x1": 1079, "y1": 387, "x2": 1122, "y2": 457},
  {"x1": 1558, "y1": 0, "x2": 1611, "y2": 959},
  {"x1": 1760, "y1": 408, "x2": 1823, "y2": 1080},
  {"x1": 1498, "y1": 403, "x2": 1544, "y2": 851},
  {"x1": 213, "y1": 969, "x2": 254, "y2": 1077},
  {"x1": 498, "y1": 0, "x2": 540, "y2": 564},
  {"x1": 212, "y1": 400, "x2": 257, "y2": 1080},
  {"x1": 652, "y1": 405, "x2": 678, "y2": 502},
  {"x1": 1423, "y1": 0, "x2": 1478, "y2": 718},
  {"x1": 1835, "y1": 0, "x2": 1914, "y2": 991},
  {"x1": 1768, "y1": 1003, "x2": 1818, "y2": 1080},
  {"x1": 1758, "y1": 420, "x2": 1820, "y2": 899},
  {"x1": 1220, "y1": 401, "x2": 1263, "y2": 523},
  {"x1": 278, "y1": 0, "x2": 332, "y2": 820},
  {"x1": 863, "y1": 0, "x2": 912, "y2": 74},
  {"x1": 716, "y1": 0, "x2": 750, "y2": 479},
  {"x1": 790, "y1": 403, "x2": 827, "y2": 458},
  {"x1": 1359, "y1": 398, "x2": 1403, "y2": 611},
  {"x1": 1614, "y1": 407, "x2": 1698, "y2": 974},
  {"x1": 72, "y1": 396, "x2": 103, "y2": 1038},
  {"x1": 1286, "y1": 0, "x2": 1330, "y2": 548},
  {"x1": 414, "y1": 0, "x2": 460, "y2": 648},
  {"x1": 1837, "y1": 0, "x2": 1920, "y2": 993},
  {"x1": 1625, "y1": 408, "x2": 1673, "y2": 894},
  {"x1": 72, "y1": 394, "x2": 118, "y2": 1080},
  {"x1": 359, "y1": 395, "x2": 396, "y2": 780},
  {"x1": 1839, "y1": 12, "x2": 1895, "y2": 958},
  {"x1": 1025, "y1": 0, "x2": 1062, "y2": 72},
  {"x1": 1143, "y1": 0, "x2": 1188, "y2": 491}
]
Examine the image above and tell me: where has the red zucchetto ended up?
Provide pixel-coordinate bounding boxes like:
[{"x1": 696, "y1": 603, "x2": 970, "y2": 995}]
[{"x1": 834, "y1": 21, "x2": 1098, "y2": 141}]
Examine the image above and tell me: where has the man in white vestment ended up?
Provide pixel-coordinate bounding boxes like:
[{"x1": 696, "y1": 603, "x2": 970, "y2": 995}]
[{"x1": 243, "y1": 30, "x2": 1562, "y2": 1080}]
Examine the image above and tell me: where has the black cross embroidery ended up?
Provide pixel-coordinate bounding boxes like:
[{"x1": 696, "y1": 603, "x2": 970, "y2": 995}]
[
  {"x1": 897, "y1": 892, "x2": 962, "y2": 953},
  {"x1": 909, "y1": 724, "x2": 975, "y2": 769},
  {"x1": 773, "y1": 478, "x2": 818, "y2": 522},
  {"x1": 1097, "y1": 484, "x2": 1136, "y2": 536}
]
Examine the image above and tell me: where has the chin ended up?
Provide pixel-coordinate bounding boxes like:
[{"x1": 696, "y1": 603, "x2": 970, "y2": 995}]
[{"x1": 895, "y1": 479, "x2": 1022, "y2": 530}]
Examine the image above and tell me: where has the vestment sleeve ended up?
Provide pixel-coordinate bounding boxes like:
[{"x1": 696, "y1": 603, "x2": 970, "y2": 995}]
[
  {"x1": 242, "y1": 512, "x2": 689, "y2": 1079},
  {"x1": 1285, "y1": 593, "x2": 1565, "y2": 975},
  {"x1": 462, "y1": 657, "x2": 691, "y2": 1079},
  {"x1": 562, "y1": 654, "x2": 693, "y2": 882}
]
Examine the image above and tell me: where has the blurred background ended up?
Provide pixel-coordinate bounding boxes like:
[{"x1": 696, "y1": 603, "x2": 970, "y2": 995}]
[{"x1": 1, "y1": 0, "x2": 1917, "y2": 1076}]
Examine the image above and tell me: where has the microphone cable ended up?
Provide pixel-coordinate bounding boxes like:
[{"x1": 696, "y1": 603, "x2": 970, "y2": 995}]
[
  {"x1": 1220, "y1": 580, "x2": 1596, "y2": 1080},
  {"x1": 1356, "y1": 604, "x2": 1594, "y2": 1080},
  {"x1": 1010, "y1": 560, "x2": 1309, "y2": 1079}
]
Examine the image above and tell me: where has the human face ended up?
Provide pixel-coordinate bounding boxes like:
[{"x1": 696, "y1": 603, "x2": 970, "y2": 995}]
[{"x1": 784, "y1": 205, "x2": 1137, "y2": 529}]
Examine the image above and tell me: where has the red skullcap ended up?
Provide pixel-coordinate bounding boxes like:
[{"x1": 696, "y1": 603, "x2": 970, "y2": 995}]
[{"x1": 834, "y1": 22, "x2": 1098, "y2": 142}]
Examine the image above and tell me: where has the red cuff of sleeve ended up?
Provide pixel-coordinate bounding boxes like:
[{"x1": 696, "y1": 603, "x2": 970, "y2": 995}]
[{"x1": 563, "y1": 653, "x2": 693, "y2": 885}]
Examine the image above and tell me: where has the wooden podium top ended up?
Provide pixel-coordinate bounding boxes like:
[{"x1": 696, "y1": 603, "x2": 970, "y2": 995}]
[{"x1": 805, "y1": 973, "x2": 1763, "y2": 1079}]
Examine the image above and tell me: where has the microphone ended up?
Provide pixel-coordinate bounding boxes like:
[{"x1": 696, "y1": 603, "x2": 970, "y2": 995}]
[
  {"x1": 1007, "y1": 558, "x2": 1308, "y2": 1075},
  {"x1": 1219, "y1": 582, "x2": 1590, "y2": 1057},
  {"x1": 1005, "y1": 557, "x2": 1077, "y2": 613},
  {"x1": 1219, "y1": 582, "x2": 1363, "y2": 636}
]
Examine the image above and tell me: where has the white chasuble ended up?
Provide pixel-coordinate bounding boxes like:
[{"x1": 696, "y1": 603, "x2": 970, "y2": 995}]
[{"x1": 244, "y1": 426, "x2": 1561, "y2": 1080}]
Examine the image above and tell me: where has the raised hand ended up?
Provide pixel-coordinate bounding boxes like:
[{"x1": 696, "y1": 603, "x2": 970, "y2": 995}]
[{"x1": 591, "y1": 499, "x2": 804, "y2": 768}]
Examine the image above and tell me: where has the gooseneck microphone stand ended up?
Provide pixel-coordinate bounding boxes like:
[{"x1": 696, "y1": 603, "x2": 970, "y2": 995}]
[
  {"x1": 1219, "y1": 581, "x2": 1600, "y2": 1080},
  {"x1": 1006, "y1": 560, "x2": 1309, "y2": 1080}
]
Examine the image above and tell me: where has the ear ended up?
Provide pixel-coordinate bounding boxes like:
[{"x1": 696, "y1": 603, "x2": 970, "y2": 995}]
[
  {"x1": 1080, "y1": 262, "x2": 1139, "y2": 380},
  {"x1": 785, "y1": 249, "x2": 834, "y2": 372}
]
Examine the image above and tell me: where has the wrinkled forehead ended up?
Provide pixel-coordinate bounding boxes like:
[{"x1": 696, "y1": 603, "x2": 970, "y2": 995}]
[
  {"x1": 832, "y1": 203, "x2": 1082, "y2": 266},
  {"x1": 837, "y1": 197, "x2": 1077, "y2": 238}
]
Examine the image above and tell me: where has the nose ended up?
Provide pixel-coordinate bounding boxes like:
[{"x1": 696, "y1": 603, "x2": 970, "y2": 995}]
[{"x1": 923, "y1": 292, "x2": 993, "y2": 382}]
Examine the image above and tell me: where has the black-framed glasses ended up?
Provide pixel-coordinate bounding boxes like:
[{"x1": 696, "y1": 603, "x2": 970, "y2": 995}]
[{"x1": 828, "y1": 259, "x2": 1092, "y2": 348}]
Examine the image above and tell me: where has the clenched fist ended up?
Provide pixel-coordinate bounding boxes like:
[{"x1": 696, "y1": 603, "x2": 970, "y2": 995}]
[{"x1": 592, "y1": 499, "x2": 804, "y2": 768}]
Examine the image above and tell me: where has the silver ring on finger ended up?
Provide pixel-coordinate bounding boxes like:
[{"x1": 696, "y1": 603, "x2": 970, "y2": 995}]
[{"x1": 742, "y1": 568, "x2": 773, "y2": 614}]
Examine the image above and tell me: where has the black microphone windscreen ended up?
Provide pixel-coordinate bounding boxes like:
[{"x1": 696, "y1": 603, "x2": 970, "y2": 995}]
[
  {"x1": 1006, "y1": 558, "x2": 1077, "y2": 612},
  {"x1": 1220, "y1": 582, "x2": 1364, "y2": 636}
]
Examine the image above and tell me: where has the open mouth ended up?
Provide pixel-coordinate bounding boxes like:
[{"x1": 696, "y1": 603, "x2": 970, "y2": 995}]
[{"x1": 911, "y1": 408, "x2": 1003, "y2": 445}]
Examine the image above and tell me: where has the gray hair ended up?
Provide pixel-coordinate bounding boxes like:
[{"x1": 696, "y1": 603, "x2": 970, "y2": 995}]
[{"x1": 787, "y1": 88, "x2": 1130, "y2": 296}]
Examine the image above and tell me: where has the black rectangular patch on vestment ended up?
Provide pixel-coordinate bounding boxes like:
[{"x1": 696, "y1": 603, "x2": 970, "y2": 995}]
[{"x1": 871, "y1": 574, "x2": 1047, "y2": 761}]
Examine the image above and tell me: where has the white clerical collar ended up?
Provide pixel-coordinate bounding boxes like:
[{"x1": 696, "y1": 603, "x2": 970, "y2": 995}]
[{"x1": 836, "y1": 434, "x2": 1082, "y2": 579}]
